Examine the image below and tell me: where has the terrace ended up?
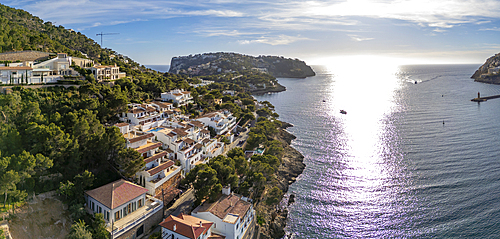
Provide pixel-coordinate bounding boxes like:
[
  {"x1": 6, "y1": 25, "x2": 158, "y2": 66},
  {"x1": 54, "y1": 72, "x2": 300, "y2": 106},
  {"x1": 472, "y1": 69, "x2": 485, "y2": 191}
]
[{"x1": 108, "y1": 196, "x2": 163, "y2": 238}]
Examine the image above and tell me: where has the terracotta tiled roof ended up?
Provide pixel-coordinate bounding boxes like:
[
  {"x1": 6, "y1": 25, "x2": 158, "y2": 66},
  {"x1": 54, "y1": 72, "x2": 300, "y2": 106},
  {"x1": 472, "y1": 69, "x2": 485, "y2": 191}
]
[
  {"x1": 183, "y1": 138, "x2": 195, "y2": 145},
  {"x1": 114, "y1": 122, "x2": 129, "y2": 127},
  {"x1": 152, "y1": 101, "x2": 172, "y2": 108},
  {"x1": 128, "y1": 133, "x2": 154, "y2": 144},
  {"x1": 136, "y1": 142, "x2": 162, "y2": 154},
  {"x1": 129, "y1": 108, "x2": 145, "y2": 114},
  {"x1": 147, "y1": 160, "x2": 174, "y2": 176},
  {"x1": 202, "y1": 138, "x2": 211, "y2": 144},
  {"x1": 85, "y1": 179, "x2": 148, "y2": 209},
  {"x1": 182, "y1": 91, "x2": 191, "y2": 94},
  {"x1": 208, "y1": 234, "x2": 225, "y2": 239},
  {"x1": 200, "y1": 129, "x2": 210, "y2": 134},
  {"x1": 195, "y1": 194, "x2": 251, "y2": 221},
  {"x1": 144, "y1": 151, "x2": 168, "y2": 164},
  {"x1": 159, "y1": 214, "x2": 213, "y2": 239},
  {"x1": 173, "y1": 93, "x2": 182, "y2": 96},
  {"x1": 189, "y1": 121, "x2": 205, "y2": 128},
  {"x1": 172, "y1": 128, "x2": 188, "y2": 137},
  {"x1": 194, "y1": 143, "x2": 203, "y2": 149}
]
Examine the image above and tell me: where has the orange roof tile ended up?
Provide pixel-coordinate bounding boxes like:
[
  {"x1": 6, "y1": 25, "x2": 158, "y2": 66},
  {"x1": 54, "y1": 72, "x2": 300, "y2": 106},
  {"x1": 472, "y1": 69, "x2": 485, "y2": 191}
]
[
  {"x1": 147, "y1": 160, "x2": 174, "y2": 176},
  {"x1": 85, "y1": 179, "x2": 148, "y2": 209},
  {"x1": 136, "y1": 142, "x2": 162, "y2": 154},
  {"x1": 144, "y1": 151, "x2": 168, "y2": 164},
  {"x1": 128, "y1": 133, "x2": 154, "y2": 144},
  {"x1": 159, "y1": 214, "x2": 213, "y2": 239}
]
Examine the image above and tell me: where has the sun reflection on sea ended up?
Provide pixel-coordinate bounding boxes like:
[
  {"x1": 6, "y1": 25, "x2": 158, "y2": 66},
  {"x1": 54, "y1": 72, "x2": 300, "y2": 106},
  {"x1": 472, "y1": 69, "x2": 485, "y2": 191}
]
[{"x1": 320, "y1": 55, "x2": 407, "y2": 235}]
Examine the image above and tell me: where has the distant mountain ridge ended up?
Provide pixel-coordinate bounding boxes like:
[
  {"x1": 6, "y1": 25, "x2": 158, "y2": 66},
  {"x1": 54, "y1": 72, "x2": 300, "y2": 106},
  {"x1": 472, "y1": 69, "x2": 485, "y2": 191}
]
[
  {"x1": 471, "y1": 53, "x2": 500, "y2": 84},
  {"x1": 169, "y1": 52, "x2": 316, "y2": 78}
]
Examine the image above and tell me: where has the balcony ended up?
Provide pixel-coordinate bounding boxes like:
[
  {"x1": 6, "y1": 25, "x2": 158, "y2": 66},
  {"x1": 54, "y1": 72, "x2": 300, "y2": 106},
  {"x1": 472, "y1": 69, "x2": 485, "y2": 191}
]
[{"x1": 108, "y1": 196, "x2": 163, "y2": 239}]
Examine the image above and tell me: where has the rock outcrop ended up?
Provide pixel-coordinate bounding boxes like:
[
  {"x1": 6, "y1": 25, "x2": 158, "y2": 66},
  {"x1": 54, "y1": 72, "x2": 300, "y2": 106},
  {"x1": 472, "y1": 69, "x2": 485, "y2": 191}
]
[
  {"x1": 256, "y1": 122, "x2": 305, "y2": 239},
  {"x1": 169, "y1": 52, "x2": 315, "y2": 78},
  {"x1": 471, "y1": 53, "x2": 500, "y2": 84}
]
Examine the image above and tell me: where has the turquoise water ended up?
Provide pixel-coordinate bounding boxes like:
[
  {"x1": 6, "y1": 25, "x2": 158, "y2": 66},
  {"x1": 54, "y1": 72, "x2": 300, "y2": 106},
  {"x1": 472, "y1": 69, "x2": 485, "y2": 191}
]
[
  {"x1": 256, "y1": 148, "x2": 265, "y2": 154},
  {"x1": 255, "y1": 64, "x2": 500, "y2": 238},
  {"x1": 148, "y1": 127, "x2": 164, "y2": 132}
]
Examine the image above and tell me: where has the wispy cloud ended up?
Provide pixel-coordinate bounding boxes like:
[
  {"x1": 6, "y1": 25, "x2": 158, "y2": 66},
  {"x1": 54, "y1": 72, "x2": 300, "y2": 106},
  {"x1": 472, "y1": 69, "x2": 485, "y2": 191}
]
[
  {"x1": 193, "y1": 29, "x2": 264, "y2": 37},
  {"x1": 348, "y1": 34, "x2": 374, "y2": 42},
  {"x1": 4, "y1": 0, "x2": 500, "y2": 33},
  {"x1": 238, "y1": 35, "x2": 311, "y2": 45}
]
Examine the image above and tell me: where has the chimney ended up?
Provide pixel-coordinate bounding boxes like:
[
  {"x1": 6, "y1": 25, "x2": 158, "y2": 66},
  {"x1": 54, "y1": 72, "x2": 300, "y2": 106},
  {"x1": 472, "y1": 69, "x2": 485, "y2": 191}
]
[
  {"x1": 222, "y1": 185, "x2": 231, "y2": 195},
  {"x1": 200, "y1": 221, "x2": 203, "y2": 227}
]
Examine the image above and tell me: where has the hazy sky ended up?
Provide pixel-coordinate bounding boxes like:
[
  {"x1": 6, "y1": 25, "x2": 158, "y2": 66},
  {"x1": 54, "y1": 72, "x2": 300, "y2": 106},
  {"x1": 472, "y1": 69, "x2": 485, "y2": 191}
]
[{"x1": 4, "y1": 0, "x2": 500, "y2": 65}]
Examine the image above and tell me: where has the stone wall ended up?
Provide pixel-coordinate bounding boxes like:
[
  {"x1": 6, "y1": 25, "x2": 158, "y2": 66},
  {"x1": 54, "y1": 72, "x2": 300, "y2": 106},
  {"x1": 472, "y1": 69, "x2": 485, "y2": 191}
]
[
  {"x1": 115, "y1": 208, "x2": 163, "y2": 239},
  {"x1": 154, "y1": 172, "x2": 181, "y2": 196},
  {"x1": 0, "y1": 51, "x2": 51, "y2": 61}
]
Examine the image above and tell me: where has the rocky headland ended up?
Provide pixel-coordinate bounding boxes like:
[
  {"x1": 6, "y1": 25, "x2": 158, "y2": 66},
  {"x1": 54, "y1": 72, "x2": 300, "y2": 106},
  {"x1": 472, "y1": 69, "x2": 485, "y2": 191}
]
[
  {"x1": 256, "y1": 122, "x2": 305, "y2": 239},
  {"x1": 471, "y1": 53, "x2": 500, "y2": 84},
  {"x1": 169, "y1": 52, "x2": 315, "y2": 78}
]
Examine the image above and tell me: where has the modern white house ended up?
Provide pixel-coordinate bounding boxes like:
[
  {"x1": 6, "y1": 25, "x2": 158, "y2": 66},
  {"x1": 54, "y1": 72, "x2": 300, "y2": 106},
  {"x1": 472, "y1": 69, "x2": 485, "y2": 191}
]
[
  {"x1": 119, "y1": 103, "x2": 170, "y2": 131},
  {"x1": 0, "y1": 66, "x2": 33, "y2": 84},
  {"x1": 84, "y1": 179, "x2": 164, "y2": 239},
  {"x1": 161, "y1": 89, "x2": 193, "y2": 105},
  {"x1": 118, "y1": 127, "x2": 181, "y2": 198},
  {"x1": 191, "y1": 187, "x2": 256, "y2": 239},
  {"x1": 196, "y1": 110, "x2": 237, "y2": 136},
  {"x1": 0, "y1": 53, "x2": 85, "y2": 84},
  {"x1": 90, "y1": 64, "x2": 126, "y2": 81},
  {"x1": 159, "y1": 214, "x2": 224, "y2": 239}
]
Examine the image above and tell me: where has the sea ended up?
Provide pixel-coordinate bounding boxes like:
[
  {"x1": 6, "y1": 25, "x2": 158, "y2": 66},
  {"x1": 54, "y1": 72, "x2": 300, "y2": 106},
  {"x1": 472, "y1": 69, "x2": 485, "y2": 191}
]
[
  {"x1": 254, "y1": 63, "x2": 500, "y2": 238},
  {"x1": 146, "y1": 65, "x2": 170, "y2": 73}
]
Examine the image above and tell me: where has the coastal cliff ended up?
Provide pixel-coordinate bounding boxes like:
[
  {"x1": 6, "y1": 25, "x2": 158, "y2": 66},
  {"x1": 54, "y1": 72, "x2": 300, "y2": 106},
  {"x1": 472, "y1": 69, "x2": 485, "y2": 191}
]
[
  {"x1": 471, "y1": 53, "x2": 500, "y2": 84},
  {"x1": 169, "y1": 52, "x2": 315, "y2": 78},
  {"x1": 256, "y1": 122, "x2": 305, "y2": 239}
]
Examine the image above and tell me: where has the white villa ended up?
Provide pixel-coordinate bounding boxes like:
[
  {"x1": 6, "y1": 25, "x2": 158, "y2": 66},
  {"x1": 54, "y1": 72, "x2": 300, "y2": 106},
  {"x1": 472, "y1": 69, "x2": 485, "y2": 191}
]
[
  {"x1": 196, "y1": 110, "x2": 237, "y2": 136},
  {"x1": 191, "y1": 187, "x2": 255, "y2": 239},
  {"x1": 115, "y1": 123, "x2": 182, "y2": 198},
  {"x1": 90, "y1": 64, "x2": 126, "y2": 81},
  {"x1": 119, "y1": 103, "x2": 175, "y2": 131},
  {"x1": 159, "y1": 214, "x2": 224, "y2": 239},
  {"x1": 161, "y1": 89, "x2": 193, "y2": 105},
  {"x1": 84, "y1": 179, "x2": 163, "y2": 239},
  {"x1": 0, "y1": 66, "x2": 33, "y2": 84},
  {"x1": 0, "y1": 53, "x2": 83, "y2": 84},
  {"x1": 150, "y1": 120, "x2": 224, "y2": 175}
]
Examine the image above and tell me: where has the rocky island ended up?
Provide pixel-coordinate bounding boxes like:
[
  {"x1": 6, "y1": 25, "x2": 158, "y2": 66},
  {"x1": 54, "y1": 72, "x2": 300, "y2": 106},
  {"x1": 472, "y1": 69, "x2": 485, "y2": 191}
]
[
  {"x1": 471, "y1": 53, "x2": 500, "y2": 84},
  {"x1": 169, "y1": 52, "x2": 316, "y2": 78}
]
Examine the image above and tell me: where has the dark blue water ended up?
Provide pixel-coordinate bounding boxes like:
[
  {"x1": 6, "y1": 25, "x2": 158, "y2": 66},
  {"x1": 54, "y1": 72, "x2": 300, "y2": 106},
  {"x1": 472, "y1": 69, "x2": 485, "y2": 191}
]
[
  {"x1": 146, "y1": 65, "x2": 170, "y2": 73},
  {"x1": 254, "y1": 63, "x2": 500, "y2": 238}
]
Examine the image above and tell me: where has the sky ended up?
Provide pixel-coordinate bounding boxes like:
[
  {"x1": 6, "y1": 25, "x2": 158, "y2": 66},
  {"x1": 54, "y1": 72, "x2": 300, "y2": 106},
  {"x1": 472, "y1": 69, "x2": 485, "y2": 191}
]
[{"x1": 3, "y1": 0, "x2": 500, "y2": 65}]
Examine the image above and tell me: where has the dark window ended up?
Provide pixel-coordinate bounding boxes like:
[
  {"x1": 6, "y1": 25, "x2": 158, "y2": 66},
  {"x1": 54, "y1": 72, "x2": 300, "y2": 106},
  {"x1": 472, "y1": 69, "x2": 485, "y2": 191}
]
[{"x1": 136, "y1": 225, "x2": 144, "y2": 237}]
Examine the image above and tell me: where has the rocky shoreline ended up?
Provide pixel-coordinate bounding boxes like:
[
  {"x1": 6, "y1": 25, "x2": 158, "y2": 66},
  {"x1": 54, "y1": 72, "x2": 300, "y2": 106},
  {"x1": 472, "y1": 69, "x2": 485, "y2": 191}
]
[
  {"x1": 256, "y1": 122, "x2": 305, "y2": 239},
  {"x1": 250, "y1": 83, "x2": 287, "y2": 95}
]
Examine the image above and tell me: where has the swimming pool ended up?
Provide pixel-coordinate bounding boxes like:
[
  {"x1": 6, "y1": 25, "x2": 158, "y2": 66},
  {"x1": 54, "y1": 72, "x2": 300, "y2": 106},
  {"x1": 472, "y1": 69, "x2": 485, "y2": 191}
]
[{"x1": 148, "y1": 127, "x2": 164, "y2": 132}]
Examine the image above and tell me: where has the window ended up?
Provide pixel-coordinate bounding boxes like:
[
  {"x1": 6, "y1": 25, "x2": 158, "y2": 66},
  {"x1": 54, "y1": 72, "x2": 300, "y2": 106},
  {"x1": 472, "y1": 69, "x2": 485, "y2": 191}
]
[
  {"x1": 115, "y1": 211, "x2": 121, "y2": 221},
  {"x1": 138, "y1": 198, "x2": 143, "y2": 208}
]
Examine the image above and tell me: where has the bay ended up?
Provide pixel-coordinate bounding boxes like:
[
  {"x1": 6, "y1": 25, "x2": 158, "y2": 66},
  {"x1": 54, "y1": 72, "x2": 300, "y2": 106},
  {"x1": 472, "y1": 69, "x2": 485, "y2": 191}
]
[{"x1": 254, "y1": 63, "x2": 500, "y2": 238}]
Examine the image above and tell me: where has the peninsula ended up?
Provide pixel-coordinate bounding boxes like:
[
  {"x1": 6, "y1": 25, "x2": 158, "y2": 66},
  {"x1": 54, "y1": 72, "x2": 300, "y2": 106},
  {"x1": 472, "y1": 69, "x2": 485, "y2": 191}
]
[
  {"x1": 471, "y1": 52, "x2": 500, "y2": 84},
  {"x1": 169, "y1": 52, "x2": 316, "y2": 78}
]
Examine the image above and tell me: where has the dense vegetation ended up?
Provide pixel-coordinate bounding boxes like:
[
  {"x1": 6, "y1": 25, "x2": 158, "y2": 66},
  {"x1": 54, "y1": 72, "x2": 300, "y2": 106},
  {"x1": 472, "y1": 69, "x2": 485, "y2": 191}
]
[{"x1": 0, "y1": 3, "x2": 295, "y2": 238}]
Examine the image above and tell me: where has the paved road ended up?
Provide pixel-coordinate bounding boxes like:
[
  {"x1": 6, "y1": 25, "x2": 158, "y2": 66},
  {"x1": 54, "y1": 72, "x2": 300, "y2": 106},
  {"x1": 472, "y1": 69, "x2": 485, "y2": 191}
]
[{"x1": 165, "y1": 187, "x2": 195, "y2": 217}]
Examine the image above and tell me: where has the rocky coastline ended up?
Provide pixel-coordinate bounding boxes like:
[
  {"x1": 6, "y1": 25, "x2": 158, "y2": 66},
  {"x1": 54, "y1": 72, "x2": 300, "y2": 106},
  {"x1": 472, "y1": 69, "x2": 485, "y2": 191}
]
[
  {"x1": 256, "y1": 122, "x2": 305, "y2": 239},
  {"x1": 471, "y1": 53, "x2": 500, "y2": 84}
]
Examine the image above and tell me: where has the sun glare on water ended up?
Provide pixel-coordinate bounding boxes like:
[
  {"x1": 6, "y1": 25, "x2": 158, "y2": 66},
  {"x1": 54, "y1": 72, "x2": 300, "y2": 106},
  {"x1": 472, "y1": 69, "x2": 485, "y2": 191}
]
[{"x1": 323, "y1": 55, "x2": 404, "y2": 208}]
